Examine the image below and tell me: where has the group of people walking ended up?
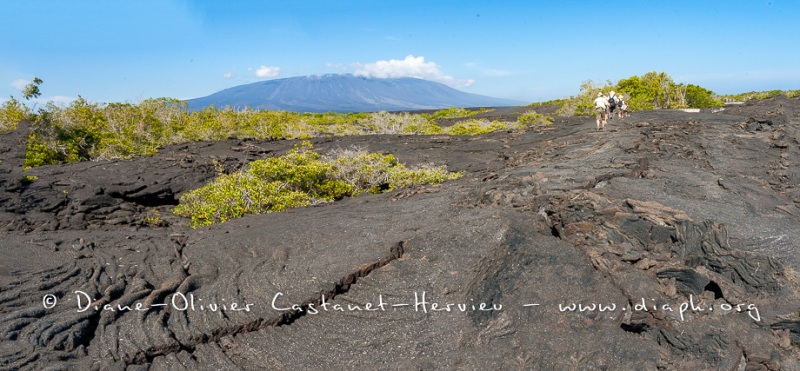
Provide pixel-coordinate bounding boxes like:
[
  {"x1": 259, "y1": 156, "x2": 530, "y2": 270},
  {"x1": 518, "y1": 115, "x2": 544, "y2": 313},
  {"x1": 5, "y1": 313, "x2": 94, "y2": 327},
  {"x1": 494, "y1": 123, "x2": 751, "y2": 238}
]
[{"x1": 592, "y1": 91, "x2": 628, "y2": 130}]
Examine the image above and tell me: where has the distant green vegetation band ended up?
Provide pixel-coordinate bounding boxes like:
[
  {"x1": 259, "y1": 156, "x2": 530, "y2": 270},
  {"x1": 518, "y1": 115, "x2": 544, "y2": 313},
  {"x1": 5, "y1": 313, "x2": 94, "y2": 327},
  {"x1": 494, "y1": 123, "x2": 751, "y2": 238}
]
[
  {"x1": 718, "y1": 89, "x2": 800, "y2": 102},
  {"x1": 0, "y1": 94, "x2": 552, "y2": 168}
]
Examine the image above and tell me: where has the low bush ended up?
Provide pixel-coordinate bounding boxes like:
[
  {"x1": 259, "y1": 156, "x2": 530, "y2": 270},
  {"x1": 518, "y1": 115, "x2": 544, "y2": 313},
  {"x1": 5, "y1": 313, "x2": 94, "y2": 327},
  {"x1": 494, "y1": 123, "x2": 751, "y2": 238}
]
[
  {"x1": 421, "y1": 107, "x2": 493, "y2": 120},
  {"x1": 517, "y1": 110, "x2": 554, "y2": 127},
  {"x1": 445, "y1": 119, "x2": 508, "y2": 136},
  {"x1": 0, "y1": 97, "x2": 29, "y2": 131},
  {"x1": 143, "y1": 209, "x2": 165, "y2": 227},
  {"x1": 173, "y1": 141, "x2": 462, "y2": 227},
  {"x1": 356, "y1": 111, "x2": 441, "y2": 135}
]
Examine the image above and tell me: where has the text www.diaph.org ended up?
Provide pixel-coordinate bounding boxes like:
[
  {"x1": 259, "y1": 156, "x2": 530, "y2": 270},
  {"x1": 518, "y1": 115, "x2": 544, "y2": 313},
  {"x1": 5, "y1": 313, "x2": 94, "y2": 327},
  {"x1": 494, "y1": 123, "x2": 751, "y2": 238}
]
[{"x1": 41, "y1": 291, "x2": 761, "y2": 322}]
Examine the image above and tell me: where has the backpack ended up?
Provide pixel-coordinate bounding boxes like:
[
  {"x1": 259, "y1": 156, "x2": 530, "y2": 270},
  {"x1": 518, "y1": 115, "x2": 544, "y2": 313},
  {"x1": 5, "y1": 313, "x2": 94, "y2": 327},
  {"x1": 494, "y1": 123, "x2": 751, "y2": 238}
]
[{"x1": 608, "y1": 96, "x2": 616, "y2": 108}]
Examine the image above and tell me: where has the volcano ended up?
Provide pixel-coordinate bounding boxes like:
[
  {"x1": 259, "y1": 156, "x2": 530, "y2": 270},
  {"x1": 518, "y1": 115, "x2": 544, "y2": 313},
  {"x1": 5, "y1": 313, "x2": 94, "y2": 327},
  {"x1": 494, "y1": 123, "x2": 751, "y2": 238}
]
[{"x1": 186, "y1": 74, "x2": 525, "y2": 112}]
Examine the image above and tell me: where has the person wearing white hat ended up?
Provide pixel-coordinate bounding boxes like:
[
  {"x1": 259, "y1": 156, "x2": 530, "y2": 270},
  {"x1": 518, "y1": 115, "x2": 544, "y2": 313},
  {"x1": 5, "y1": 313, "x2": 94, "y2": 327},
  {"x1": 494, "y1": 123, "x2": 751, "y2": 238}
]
[{"x1": 593, "y1": 92, "x2": 610, "y2": 131}]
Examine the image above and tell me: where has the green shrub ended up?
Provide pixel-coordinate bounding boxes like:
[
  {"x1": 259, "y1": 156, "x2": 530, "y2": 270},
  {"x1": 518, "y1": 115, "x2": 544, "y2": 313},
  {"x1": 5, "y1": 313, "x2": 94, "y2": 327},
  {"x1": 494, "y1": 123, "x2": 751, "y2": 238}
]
[
  {"x1": 445, "y1": 119, "x2": 508, "y2": 135},
  {"x1": 517, "y1": 110, "x2": 554, "y2": 127},
  {"x1": 24, "y1": 134, "x2": 62, "y2": 168},
  {"x1": 358, "y1": 111, "x2": 430, "y2": 135},
  {"x1": 387, "y1": 164, "x2": 462, "y2": 189},
  {"x1": 422, "y1": 107, "x2": 493, "y2": 120},
  {"x1": 173, "y1": 141, "x2": 462, "y2": 227},
  {"x1": 143, "y1": 209, "x2": 164, "y2": 227},
  {"x1": 0, "y1": 96, "x2": 30, "y2": 131},
  {"x1": 327, "y1": 147, "x2": 396, "y2": 194},
  {"x1": 684, "y1": 84, "x2": 723, "y2": 108},
  {"x1": 246, "y1": 143, "x2": 353, "y2": 200}
]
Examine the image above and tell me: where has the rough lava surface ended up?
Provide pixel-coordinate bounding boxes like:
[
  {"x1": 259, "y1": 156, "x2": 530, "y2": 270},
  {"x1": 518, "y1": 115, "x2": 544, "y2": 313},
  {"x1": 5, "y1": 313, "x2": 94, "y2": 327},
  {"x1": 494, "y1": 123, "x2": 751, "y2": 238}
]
[{"x1": 1, "y1": 97, "x2": 800, "y2": 370}]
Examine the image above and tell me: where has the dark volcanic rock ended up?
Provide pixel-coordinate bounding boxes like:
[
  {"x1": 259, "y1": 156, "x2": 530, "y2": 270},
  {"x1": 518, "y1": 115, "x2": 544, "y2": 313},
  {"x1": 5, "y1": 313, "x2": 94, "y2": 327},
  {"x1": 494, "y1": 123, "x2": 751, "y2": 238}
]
[
  {"x1": 0, "y1": 120, "x2": 29, "y2": 218},
  {"x1": 0, "y1": 120, "x2": 28, "y2": 188},
  {"x1": 2, "y1": 96, "x2": 800, "y2": 370},
  {"x1": 656, "y1": 268, "x2": 710, "y2": 296}
]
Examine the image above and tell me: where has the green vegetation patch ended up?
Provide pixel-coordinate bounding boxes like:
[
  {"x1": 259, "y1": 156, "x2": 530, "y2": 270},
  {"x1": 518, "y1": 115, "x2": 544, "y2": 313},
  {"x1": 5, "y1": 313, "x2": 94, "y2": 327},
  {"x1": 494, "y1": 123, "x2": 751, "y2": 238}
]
[
  {"x1": 0, "y1": 97, "x2": 27, "y2": 131},
  {"x1": 719, "y1": 89, "x2": 800, "y2": 102},
  {"x1": 421, "y1": 107, "x2": 494, "y2": 120},
  {"x1": 443, "y1": 110, "x2": 553, "y2": 136},
  {"x1": 445, "y1": 119, "x2": 508, "y2": 136},
  {"x1": 3, "y1": 99, "x2": 510, "y2": 168},
  {"x1": 173, "y1": 141, "x2": 463, "y2": 227},
  {"x1": 539, "y1": 71, "x2": 726, "y2": 117},
  {"x1": 517, "y1": 110, "x2": 554, "y2": 127}
]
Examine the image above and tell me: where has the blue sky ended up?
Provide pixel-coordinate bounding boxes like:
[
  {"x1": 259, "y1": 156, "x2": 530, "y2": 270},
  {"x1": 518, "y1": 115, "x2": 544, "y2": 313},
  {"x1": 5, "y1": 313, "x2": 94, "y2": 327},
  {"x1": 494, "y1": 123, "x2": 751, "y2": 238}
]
[{"x1": 2, "y1": 0, "x2": 799, "y2": 105}]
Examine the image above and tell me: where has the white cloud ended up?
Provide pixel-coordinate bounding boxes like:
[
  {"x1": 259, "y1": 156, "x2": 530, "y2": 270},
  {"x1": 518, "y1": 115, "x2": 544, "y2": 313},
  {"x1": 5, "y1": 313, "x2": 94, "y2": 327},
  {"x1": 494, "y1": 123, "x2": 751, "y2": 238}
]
[
  {"x1": 10, "y1": 79, "x2": 29, "y2": 90},
  {"x1": 223, "y1": 71, "x2": 233, "y2": 79},
  {"x1": 353, "y1": 55, "x2": 474, "y2": 88},
  {"x1": 255, "y1": 65, "x2": 281, "y2": 78}
]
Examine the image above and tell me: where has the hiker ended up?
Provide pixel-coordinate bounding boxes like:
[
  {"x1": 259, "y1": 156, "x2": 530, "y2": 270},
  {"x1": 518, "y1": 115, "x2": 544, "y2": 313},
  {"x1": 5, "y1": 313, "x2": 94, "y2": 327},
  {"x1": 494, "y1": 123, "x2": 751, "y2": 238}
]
[
  {"x1": 617, "y1": 96, "x2": 628, "y2": 118},
  {"x1": 607, "y1": 91, "x2": 617, "y2": 120},
  {"x1": 593, "y1": 92, "x2": 609, "y2": 131}
]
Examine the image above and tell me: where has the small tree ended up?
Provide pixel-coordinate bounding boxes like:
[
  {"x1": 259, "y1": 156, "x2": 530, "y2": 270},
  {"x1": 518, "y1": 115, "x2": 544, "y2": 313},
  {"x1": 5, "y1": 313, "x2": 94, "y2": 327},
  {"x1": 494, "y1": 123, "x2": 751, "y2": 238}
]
[
  {"x1": 22, "y1": 77, "x2": 43, "y2": 101},
  {"x1": 685, "y1": 84, "x2": 723, "y2": 108},
  {"x1": 18, "y1": 77, "x2": 46, "y2": 117},
  {"x1": 0, "y1": 77, "x2": 43, "y2": 130}
]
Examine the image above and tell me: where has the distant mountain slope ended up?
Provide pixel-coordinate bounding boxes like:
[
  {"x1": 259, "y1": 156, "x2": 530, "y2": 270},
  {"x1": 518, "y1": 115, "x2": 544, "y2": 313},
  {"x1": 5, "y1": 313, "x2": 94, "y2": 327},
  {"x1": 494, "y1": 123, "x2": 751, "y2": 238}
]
[{"x1": 187, "y1": 74, "x2": 525, "y2": 112}]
